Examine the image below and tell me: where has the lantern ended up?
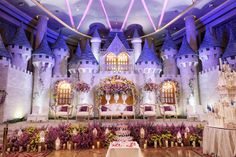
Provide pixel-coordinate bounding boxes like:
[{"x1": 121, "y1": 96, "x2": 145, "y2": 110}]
[{"x1": 140, "y1": 127, "x2": 145, "y2": 139}]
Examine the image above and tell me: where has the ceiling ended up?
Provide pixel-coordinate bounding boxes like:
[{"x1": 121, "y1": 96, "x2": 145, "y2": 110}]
[{"x1": 7, "y1": 0, "x2": 226, "y2": 38}]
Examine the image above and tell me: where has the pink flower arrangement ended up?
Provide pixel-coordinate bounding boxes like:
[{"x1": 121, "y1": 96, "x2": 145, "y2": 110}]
[
  {"x1": 143, "y1": 83, "x2": 159, "y2": 92},
  {"x1": 76, "y1": 82, "x2": 90, "y2": 92}
]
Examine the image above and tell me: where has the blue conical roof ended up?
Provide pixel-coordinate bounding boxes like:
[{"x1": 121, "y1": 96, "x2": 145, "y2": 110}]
[
  {"x1": 0, "y1": 34, "x2": 11, "y2": 58},
  {"x1": 69, "y1": 42, "x2": 82, "y2": 64},
  {"x1": 33, "y1": 34, "x2": 53, "y2": 57},
  {"x1": 136, "y1": 39, "x2": 161, "y2": 64},
  {"x1": 79, "y1": 40, "x2": 98, "y2": 63},
  {"x1": 8, "y1": 25, "x2": 31, "y2": 49},
  {"x1": 132, "y1": 29, "x2": 140, "y2": 38},
  {"x1": 222, "y1": 28, "x2": 236, "y2": 59},
  {"x1": 51, "y1": 31, "x2": 69, "y2": 50},
  {"x1": 161, "y1": 31, "x2": 177, "y2": 51},
  {"x1": 199, "y1": 27, "x2": 221, "y2": 50},
  {"x1": 103, "y1": 31, "x2": 130, "y2": 49},
  {"x1": 176, "y1": 35, "x2": 197, "y2": 58}
]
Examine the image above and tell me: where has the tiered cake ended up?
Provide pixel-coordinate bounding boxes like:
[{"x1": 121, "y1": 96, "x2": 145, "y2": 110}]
[
  {"x1": 115, "y1": 124, "x2": 133, "y2": 141},
  {"x1": 207, "y1": 62, "x2": 236, "y2": 128}
]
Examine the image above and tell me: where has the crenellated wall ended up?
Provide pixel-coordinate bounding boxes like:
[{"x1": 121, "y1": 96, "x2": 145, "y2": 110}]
[{"x1": 0, "y1": 64, "x2": 32, "y2": 122}]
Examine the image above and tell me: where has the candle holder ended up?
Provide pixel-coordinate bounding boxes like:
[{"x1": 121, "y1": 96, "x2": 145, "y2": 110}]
[
  {"x1": 92, "y1": 145, "x2": 95, "y2": 149},
  {"x1": 165, "y1": 140, "x2": 168, "y2": 147},
  {"x1": 38, "y1": 145, "x2": 42, "y2": 152},
  {"x1": 171, "y1": 141, "x2": 174, "y2": 147},
  {"x1": 154, "y1": 141, "x2": 157, "y2": 148},
  {"x1": 19, "y1": 146, "x2": 23, "y2": 152},
  {"x1": 63, "y1": 144, "x2": 66, "y2": 150},
  {"x1": 192, "y1": 141, "x2": 196, "y2": 147},
  {"x1": 74, "y1": 143, "x2": 77, "y2": 150},
  {"x1": 27, "y1": 145, "x2": 30, "y2": 152}
]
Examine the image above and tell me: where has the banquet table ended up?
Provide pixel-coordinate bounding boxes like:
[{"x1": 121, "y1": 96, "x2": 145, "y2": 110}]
[
  {"x1": 203, "y1": 126, "x2": 236, "y2": 157},
  {"x1": 106, "y1": 141, "x2": 143, "y2": 157}
]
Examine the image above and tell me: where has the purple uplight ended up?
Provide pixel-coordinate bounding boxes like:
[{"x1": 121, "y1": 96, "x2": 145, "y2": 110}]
[
  {"x1": 77, "y1": 0, "x2": 93, "y2": 30},
  {"x1": 99, "y1": 0, "x2": 112, "y2": 30},
  {"x1": 158, "y1": 0, "x2": 168, "y2": 28},
  {"x1": 120, "y1": 0, "x2": 134, "y2": 31},
  {"x1": 65, "y1": 0, "x2": 75, "y2": 27},
  {"x1": 141, "y1": 0, "x2": 156, "y2": 31}
]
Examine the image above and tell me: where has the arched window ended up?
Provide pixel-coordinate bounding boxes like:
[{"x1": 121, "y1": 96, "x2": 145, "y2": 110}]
[
  {"x1": 117, "y1": 52, "x2": 129, "y2": 71},
  {"x1": 56, "y1": 81, "x2": 72, "y2": 105},
  {"x1": 105, "y1": 52, "x2": 129, "y2": 71},
  {"x1": 160, "y1": 81, "x2": 176, "y2": 104}
]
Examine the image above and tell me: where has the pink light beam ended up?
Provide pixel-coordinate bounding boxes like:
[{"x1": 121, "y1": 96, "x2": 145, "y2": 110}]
[
  {"x1": 121, "y1": 0, "x2": 134, "y2": 31},
  {"x1": 141, "y1": 0, "x2": 156, "y2": 31},
  {"x1": 65, "y1": 0, "x2": 75, "y2": 28},
  {"x1": 158, "y1": 0, "x2": 169, "y2": 29},
  {"x1": 77, "y1": 0, "x2": 93, "y2": 30},
  {"x1": 99, "y1": 0, "x2": 112, "y2": 30}
]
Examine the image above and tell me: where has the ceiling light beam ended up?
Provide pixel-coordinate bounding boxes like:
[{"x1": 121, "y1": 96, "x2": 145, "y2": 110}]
[
  {"x1": 99, "y1": 0, "x2": 112, "y2": 30},
  {"x1": 141, "y1": 0, "x2": 156, "y2": 31},
  {"x1": 65, "y1": 0, "x2": 75, "y2": 27},
  {"x1": 120, "y1": 0, "x2": 134, "y2": 31},
  {"x1": 77, "y1": 0, "x2": 93, "y2": 30},
  {"x1": 158, "y1": 0, "x2": 168, "y2": 29}
]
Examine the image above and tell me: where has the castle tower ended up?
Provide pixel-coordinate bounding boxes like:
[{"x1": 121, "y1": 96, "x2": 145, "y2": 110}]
[
  {"x1": 0, "y1": 34, "x2": 11, "y2": 66},
  {"x1": 131, "y1": 29, "x2": 142, "y2": 63},
  {"x1": 90, "y1": 28, "x2": 101, "y2": 62},
  {"x1": 160, "y1": 31, "x2": 178, "y2": 76},
  {"x1": 199, "y1": 27, "x2": 222, "y2": 71},
  {"x1": 222, "y1": 27, "x2": 236, "y2": 70},
  {"x1": 78, "y1": 40, "x2": 98, "y2": 105},
  {"x1": 31, "y1": 35, "x2": 54, "y2": 120},
  {"x1": 52, "y1": 31, "x2": 69, "y2": 76},
  {"x1": 136, "y1": 39, "x2": 162, "y2": 83},
  {"x1": 176, "y1": 35, "x2": 199, "y2": 116},
  {"x1": 7, "y1": 24, "x2": 32, "y2": 70},
  {"x1": 68, "y1": 42, "x2": 82, "y2": 80}
]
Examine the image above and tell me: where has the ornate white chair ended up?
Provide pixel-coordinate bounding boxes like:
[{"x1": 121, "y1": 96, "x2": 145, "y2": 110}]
[
  {"x1": 140, "y1": 104, "x2": 156, "y2": 119},
  {"x1": 76, "y1": 104, "x2": 93, "y2": 120},
  {"x1": 159, "y1": 104, "x2": 177, "y2": 119},
  {"x1": 123, "y1": 105, "x2": 135, "y2": 119},
  {"x1": 51, "y1": 104, "x2": 73, "y2": 120}
]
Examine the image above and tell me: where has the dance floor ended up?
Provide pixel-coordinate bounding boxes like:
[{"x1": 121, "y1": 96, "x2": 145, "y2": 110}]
[{"x1": 47, "y1": 148, "x2": 207, "y2": 157}]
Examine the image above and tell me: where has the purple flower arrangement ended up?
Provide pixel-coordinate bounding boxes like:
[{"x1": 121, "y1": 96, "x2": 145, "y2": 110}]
[
  {"x1": 7, "y1": 122, "x2": 203, "y2": 151},
  {"x1": 76, "y1": 82, "x2": 90, "y2": 92},
  {"x1": 143, "y1": 83, "x2": 159, "y2": 92}
]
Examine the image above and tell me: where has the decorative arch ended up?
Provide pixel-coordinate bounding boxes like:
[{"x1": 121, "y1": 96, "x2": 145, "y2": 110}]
[
  {"x1": 159, "y1": 80, "x2": 179, "y2": 104},
  {"x1": 53, "y1": 80, "x2": 73, "y2": 105}
]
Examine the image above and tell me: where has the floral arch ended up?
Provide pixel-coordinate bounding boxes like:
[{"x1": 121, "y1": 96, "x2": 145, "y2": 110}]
[{"x1": 96, "y1": 75, "x2": 138, "y2": 106}]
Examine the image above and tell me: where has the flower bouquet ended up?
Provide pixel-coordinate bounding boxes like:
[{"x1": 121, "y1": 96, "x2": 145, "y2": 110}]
[
  {"x1": 143, "y1": 83, "x2": 158, "y2": 92},
  {"x1": 75, "y1": 82, "x2": 90, "y2": 92}
]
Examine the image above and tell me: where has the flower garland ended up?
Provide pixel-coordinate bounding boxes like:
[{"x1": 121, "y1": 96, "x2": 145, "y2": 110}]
[
  {"x1": 143, "y1": 83, "x2": 159, "y2": 92},
  {"x1": 75, "y1": 82, "x2": 90, "y2": 93}
]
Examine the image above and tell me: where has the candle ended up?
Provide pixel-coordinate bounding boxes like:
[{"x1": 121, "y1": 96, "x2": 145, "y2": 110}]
[
  {"x1": 19, "y1": 146, "x2": 23, "y2": 152},
  {"x1": 67, "y1": 143, "x2": 72, "y2": 150},
  {"x1": 165, "y1": 140, "x2": 168, "y2": 147},
  {"x1": 171, "y1": 141, "x2": 174, "y2": 147},
  {"x1": 96, "y1": 141, "x2": 100, "y2": 149},
  {"x1": 175, "y1": 142, "x2": 178, "y2": 147},
  {"x1": 74, "y1": 143, "x2": 77, "y2": 150},
  {"x1": 38, "y1": 145, "x2": 42, "y2": 152},
  {"x1": 154, "y1": 141, "x2": 157, "y2": 148},
  {"x1": 45, "y1": 144, "x2": 47, "y2": 151},
  {"x1": 92, "y1": 145, "x2": 95, "y2": 149},
  {"x1": 184, "y1": 132, "x2": 187, "y2": 139},
  {"x1": 159, "y1": 141, "x2": 162, "y2": 147},
  {"x1": 181, "y1": 143, "x2": 184, "y2": 147},
  {"x1": 27, "y1": 145, "x2": 30, "y2": 152},
  {"x1": 192, "y1": 141, "x2": 196, "y2": 147},
  {"x1": 55, "y1": 137, "x2": 60, "y2": 150},
  {"x1": 143, "y1": 143, "x2": 147, "y2": 149},
  {"x1": 7, "y1": 147, "x2": 10, "y2": 152},
  {"x1": 63, "y1": 144, "x2": 66, "y2": 150}
]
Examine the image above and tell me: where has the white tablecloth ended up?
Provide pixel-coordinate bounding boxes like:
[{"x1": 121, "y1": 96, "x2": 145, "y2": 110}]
[
  {"x1": 106, "y1": 141, "x2": 143, "y2": 157},
  {"x1": 203, "y1": 126, "x2": 236, "y2": 157}
]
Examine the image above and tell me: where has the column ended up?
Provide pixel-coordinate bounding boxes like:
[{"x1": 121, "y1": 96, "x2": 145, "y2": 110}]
[
  {"x1": 184, "y1": 15, "x2": 197, "y2": 51},
  {"x1": 35, "y1": 15, "x2": 48, "y2": 48}
]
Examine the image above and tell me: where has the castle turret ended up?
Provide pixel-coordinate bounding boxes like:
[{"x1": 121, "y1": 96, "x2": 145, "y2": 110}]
[
  {"x1": 199, "y1": 27, "x2": 222, "y2": 71},
  {"x1": 90, "y1": 29, "x2": 101, "y2": 62},
  {"x1": 176, "y1": 35, "x2": 199, "y2": 116},
  {"x1": 78, "y1": 40, "x2": 98, "y2": 82},
  {"x1": 131, "y1": 29, "x2": 142, "y2": 63},
  {"x1": 7, "y1": 24, "x2": 32, "y2": 70},
  {"x1": 0, "y1": 34, "x2": 11, "y2": 66},
  {"x1": 160, "y1": 31, "x2": 178, "y2": 75},
  {"x1": 136, "y1": 39, "x2": 162, "y2": 82},
  {"x1": 68, "y1": 42, "x2": 82, "y2": 80},
  {"x1": 31, "y1": 34, "x2": 54, "y2": 120},
  {"x1": 52, "y1": 31, "x2": 69, "y2": 76},
  {"x1": 222, "y1": 27, "x2": 236, "y2": 70}
]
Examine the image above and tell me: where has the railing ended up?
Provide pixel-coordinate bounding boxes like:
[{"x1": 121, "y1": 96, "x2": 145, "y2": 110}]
[{"x1": 100, "y1": 64, "x2": 134, "y2": 72}]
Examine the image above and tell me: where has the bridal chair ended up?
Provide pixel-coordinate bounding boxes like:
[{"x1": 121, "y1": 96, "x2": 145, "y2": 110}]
[
  {"x1": 76, "y1": 104, "x2": 93, "y2": 120},
  {"x1": 159, "y1": 104, "x2": 177, "y2": 119},
  {"x1": 140, "y1": 104, "x2": 156, "y2": 119},
  {"x1": 51, "y1": 104, "x2": 73, "y2": 120}
]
